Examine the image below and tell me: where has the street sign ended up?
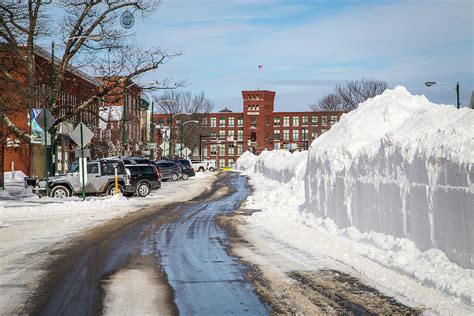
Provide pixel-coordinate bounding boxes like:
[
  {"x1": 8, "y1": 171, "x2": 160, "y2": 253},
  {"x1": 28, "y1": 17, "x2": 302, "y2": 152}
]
[
  {"x1": 70, "y1": 122, "x2": 94, "y2": 148},
  {"x1": 149, "y1": 143, "x2": 157, "y2": 149},
  {"x1": 74, "y1": 148, "x2": 91, "y2": 158},
  {"x1": 159, "y1": 141, "x2": 170, "y2": 151},
  {"x1": 181, "y1": 147, "x2": 191, "y2": 157},
  {"x1": 34, "y1": 109, "x2": 56, "y2": 132}
]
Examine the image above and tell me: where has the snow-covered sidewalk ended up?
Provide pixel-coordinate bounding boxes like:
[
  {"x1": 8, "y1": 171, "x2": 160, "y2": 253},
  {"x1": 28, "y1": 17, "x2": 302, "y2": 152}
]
[{"x1": 0, "y1": 172, "x2": 215, "y2": 314}]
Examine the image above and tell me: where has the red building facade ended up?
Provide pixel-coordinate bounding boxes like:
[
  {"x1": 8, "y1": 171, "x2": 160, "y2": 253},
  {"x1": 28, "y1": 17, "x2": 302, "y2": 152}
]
[{"x1": 153, "y1": 90, "x2": 345, "y2": 168}]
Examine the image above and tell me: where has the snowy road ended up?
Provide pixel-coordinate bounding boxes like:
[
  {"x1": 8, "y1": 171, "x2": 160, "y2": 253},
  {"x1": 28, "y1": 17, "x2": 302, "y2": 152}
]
[
  {"x1": 25, "y1": 172, "x2": 267, "y2": 315},
  {"x1": 156, "y1": 173, "x2": 267, "y2": 315}
]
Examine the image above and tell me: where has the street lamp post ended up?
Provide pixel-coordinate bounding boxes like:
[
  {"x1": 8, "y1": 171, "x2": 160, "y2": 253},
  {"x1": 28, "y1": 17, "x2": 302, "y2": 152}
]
[
  {"x1": 168, "y1": 112, "x2": 191, "y2": 158},
  {"x1": 121, "y1": 81, "x2": 156, "y2": 156},
  {"x1": 425, "y1": 81, "x2": 460, "y2": 109},
  {"x1": 179, "y1": 120, "x2": 199, "y2": 158},
  {"x1": 148, "y1": 99, "x2": 175, "y2": 160}
]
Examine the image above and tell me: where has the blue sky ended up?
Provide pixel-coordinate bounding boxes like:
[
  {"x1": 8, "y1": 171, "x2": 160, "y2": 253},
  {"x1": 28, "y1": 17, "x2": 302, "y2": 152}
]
[{"x1": 108, "y1": 1, "x2": 474, "y2": 111}]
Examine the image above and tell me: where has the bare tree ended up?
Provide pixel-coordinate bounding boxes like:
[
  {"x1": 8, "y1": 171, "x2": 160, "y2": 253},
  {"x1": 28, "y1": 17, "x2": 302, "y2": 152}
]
[
  {"x1": 310, "y1": 78, "x2": 387, "y2": 111},
  {"x1": 0, "y1": 0, "x2": 182, "y2": 142},
  {"x1": 154, "y1": 91, "x2": 214, "y2": 157}
]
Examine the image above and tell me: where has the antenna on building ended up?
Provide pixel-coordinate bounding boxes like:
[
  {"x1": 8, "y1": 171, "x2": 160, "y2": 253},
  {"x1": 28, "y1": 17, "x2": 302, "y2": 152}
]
[{"x1": 257, "y1": 65, "x2": 263, "y2": 90}]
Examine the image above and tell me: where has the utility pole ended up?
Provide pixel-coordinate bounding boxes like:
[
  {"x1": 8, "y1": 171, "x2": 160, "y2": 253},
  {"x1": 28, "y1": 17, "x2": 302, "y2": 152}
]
[
  {"x1": 168, "y1": 115, "x2": 172, "y2": 158},
  {"x1": 456, "y1": 82, "x2": 460, "y2": 109},
  {"x1": 122, "y1": 85, "x2": 127, "y2": 156},
  {"x1": 149, "y1": 101, "x2": 154, "y2": 160}
]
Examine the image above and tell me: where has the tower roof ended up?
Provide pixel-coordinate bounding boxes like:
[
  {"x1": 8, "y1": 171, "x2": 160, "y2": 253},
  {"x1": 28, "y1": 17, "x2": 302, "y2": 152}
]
[{"x1": 219, "y1": 107, "x2": 233, "y2": 113}]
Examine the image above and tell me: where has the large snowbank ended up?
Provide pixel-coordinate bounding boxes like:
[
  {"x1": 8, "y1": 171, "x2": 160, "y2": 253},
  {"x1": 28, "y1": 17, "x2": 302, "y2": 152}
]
[
  {"x1": 304, "y1": 86, "x2": 473, "y2": 269},
  {"x1": 235, "y1": 86, "x2": 474, "y2": 312}
]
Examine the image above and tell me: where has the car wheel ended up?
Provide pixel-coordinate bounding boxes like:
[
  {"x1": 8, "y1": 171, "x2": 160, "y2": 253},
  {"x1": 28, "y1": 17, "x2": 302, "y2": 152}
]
[
  {"x1": 198, "y1": 167, "x2": 204, "y2": 172},
  {"x1": 50, "y1": 185, "x2": 70, "y2": 198},
  {"x1": 209, "y1": 167, "x2": 215, "y2": 172},
  {"x1": 136, "y1": 182, "x2": 150, "y2": 197},
  {"x1": 182, "y1": 173, "x2": 189, "y2": 180},
  {"x1": 171, "y1": 173, "x2": 179, "y2": 181},
  {"x1": 106, "y1": 183, "x2": 123, "y2": 195}
]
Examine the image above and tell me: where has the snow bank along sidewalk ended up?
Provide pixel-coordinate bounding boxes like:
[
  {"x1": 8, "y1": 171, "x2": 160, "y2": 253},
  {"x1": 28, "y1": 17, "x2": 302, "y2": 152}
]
[
  {"x1": 0, "y1": 172, "x2": 214, "y2": 314},
  {"x1": 235, "y1": 87, "x2": 474, "y2": 314}
]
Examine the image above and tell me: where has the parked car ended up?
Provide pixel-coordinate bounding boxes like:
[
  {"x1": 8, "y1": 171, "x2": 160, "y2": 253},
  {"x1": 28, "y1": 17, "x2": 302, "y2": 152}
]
[
  {"x1": 191, "y1": 160, "x2": 208, "y2": 172},
  {"x1": 35, "y1": 159, "x2": 132, "y2": 197},
  {"x1": 124, "y1": 164, "x2": 161, "y2": 197},
  {"x1": 153, "y1": 160, "x2": 182, "y2": 181},
  {"x1": 205, "y1": 159, "x2": 217, "y2": 171},
  {"x1": 173, "y1": 160, "x2": 195, "y2": 180},
  {"x1": 117, "y1": 156, "x2": 153, "y2": 166}
]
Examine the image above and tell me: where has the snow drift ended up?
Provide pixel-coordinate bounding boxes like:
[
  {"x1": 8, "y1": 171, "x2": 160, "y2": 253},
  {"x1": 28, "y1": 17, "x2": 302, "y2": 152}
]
[{"x1": 236, "y1": 86, "x2": 474, "y2": 269}]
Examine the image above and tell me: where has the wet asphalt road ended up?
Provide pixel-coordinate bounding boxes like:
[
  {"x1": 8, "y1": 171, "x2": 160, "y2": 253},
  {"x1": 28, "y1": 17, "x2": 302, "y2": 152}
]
[
  {"x1": 27, "y1": 172, "x2": 267, "y2": 315},
  {"x1": 156, "y1": 173, "x2": 267, "y2": 315}
]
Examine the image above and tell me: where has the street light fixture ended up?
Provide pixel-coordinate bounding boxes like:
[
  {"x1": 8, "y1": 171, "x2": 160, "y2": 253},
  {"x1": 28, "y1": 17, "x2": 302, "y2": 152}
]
[{"x1": 425, "y1": 81, "x2": 460, "y2": 109}]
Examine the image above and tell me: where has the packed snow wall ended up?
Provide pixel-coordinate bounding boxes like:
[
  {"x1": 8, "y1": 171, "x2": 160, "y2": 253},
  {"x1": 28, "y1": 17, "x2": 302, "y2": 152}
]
[{"x1": 304, "y1": 87, "x2": 474, "y2": 268}]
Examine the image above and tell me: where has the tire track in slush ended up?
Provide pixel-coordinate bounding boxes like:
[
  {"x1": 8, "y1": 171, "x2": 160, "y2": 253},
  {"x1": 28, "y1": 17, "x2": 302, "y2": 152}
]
[{"x1": 156, "y1": 173, "x2": 268, "y2": 315}]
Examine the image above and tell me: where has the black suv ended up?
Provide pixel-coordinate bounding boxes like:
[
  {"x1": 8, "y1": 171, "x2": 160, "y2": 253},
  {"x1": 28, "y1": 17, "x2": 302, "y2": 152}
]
[
  {"x1": 154, "y1": 160, "x2": 182, "y2": 181},
  {"x1": 124, "y1": 164, "x2": 161, "y2": 197},
  {"x1": 173, "y1": 159, "x2": 195, "y2": 180}
]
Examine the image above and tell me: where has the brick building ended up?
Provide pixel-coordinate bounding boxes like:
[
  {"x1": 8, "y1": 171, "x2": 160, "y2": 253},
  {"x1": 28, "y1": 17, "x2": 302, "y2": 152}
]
[
  {"x1": 1, "y1": 46, "x2": 100, "y2": 177},
  {"x1": 153, "y1": 90, "x2": 345, "y2": 168}
]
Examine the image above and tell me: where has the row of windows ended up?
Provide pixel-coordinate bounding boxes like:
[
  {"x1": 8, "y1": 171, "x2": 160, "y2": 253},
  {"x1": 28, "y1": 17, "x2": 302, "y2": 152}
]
[
  {"x1": 274, "y1": 115, "x2": 339, "y2": 127},
  {"x1": 202, "y1": 144, "x2": 244, "y2": 157},
  {"x1": 203, "y1": 117, "x2": 244, "y2": 128},
  {"x1": 247, "y1": 105, "x2": 260, "y2": 111}
]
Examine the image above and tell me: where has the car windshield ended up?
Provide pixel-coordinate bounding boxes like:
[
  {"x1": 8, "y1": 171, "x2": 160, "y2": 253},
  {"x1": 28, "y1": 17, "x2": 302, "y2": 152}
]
[{"x1": 69, "y1": 162, "x2": 79, "y2": 173}]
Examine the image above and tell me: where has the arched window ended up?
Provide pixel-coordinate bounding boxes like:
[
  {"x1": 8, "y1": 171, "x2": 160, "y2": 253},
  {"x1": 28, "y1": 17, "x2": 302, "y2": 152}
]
[{"x1": 250, "y1": 132, "x2": 257, "y2": 142}]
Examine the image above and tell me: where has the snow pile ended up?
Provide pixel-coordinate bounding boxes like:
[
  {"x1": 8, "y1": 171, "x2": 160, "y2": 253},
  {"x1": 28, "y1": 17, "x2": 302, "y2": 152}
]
[
  {"x1": 305, "y1": 86, "x2": 474, "y2": 269},
  {"x1": 235, "y1": 86, "x2": 474, "y2": 311},
  {"x1": 234, "y1": 151, "x2": 258, "y2": 171}
]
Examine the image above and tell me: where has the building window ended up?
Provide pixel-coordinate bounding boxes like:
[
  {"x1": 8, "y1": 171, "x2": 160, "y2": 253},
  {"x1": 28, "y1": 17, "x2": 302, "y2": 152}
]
[
  {"x1": 210, "y1": 144, "x2": 217, "y2": 156},
  {"x1": 237, "y1": 130, "x2": 243, "y2": 141},
  {"x1": 293, "y1": 130, "x2": 299, "y2": 141},
  {"x1": 330, "y1": 115, "x2": 338, "y2": 124},
  {"x1": 210, "y1": 132, "x2": 217, "y2": 140},
  {"x1": 219, "y1": 130, "x2": 226, "y2": 140},
  {"x1": 158, "y1": 118, "x2": 164, "y2": 126},
  {"x1": 283, "y1": 116, "x2": 290, "y2": 127},
  {"x1": 322, "y1": 116, "x2": 328, "y2": 126},
  {"x1": 274, "y1": 116, "x2": 280, "y2": 126},
  {"x1": 274, "y1": 130, "x2": 280, "y2": 141},
  {"x1": 302, "y1": 128, "x2": 308, "y2": 141},
  {"x1": 228, "y1": 143, "x2": 234, "y2": 155},
  {"x1": 203, "y1": 146, "x2": 208, "y2": 158},
  {"x1": 219, "y1": 159, "x2": 225, "y2": 168},
  {"x1": 218, "y1": 144, "x2": 225, "y2": 156},
  {"x1": 237, "y1": 144, "x2": 243, "y2": 155},
  {"x1": 312, "y1": 115, "x2": 318, "y2": 125},
  {"x1": 227, "y1": 159, "x2": 234, "y2": 167},
  {"x1": 237, "y1": 117, "x2": 243, "y2": 126},
  {"x1": 311, "y1": 128, "x2": 318, "y2": 139},
  {"x1": 219, "y1": 117, "x2": 226, "y2": 127},
  {"x1": 228, "y1": 130, "x2": 234, "y2": 140},
  {"x1": 302, "y1": 116, "x2": 308, "y2": 125},
  {"x1": 292, "y1": 116, "x2": 299, "y2": 127},
  {"x1": 228, "y1": 117, "x2": 234, "y2": 127},
  {"x1": 250, "y1": 116, "x2": 257, "y2": 128},
  {"x1": 210, "y1": 117, "x2": 216, "y2": 127},
  {"x1": 201, "y1": 117, "x2": 208, "y2": 126},
  {"x1": 283, "y1": 129, "x2": 290, "y2": 141},
  {"x1": 274, "y1": 143, "x2": 281, "y2": 150}
]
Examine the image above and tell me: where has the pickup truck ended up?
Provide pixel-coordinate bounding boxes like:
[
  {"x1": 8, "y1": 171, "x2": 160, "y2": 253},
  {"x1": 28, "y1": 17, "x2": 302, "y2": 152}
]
[{"x1": 191, "y1": 160, "x2": 217, "y2": 172}]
